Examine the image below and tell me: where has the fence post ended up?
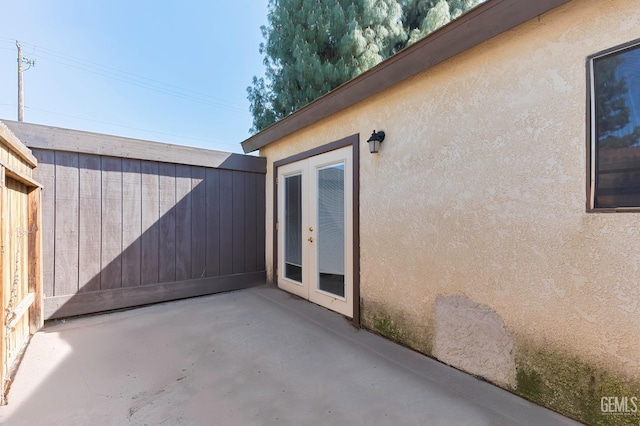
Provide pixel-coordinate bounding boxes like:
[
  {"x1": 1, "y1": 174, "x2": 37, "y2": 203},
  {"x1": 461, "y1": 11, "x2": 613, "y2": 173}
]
[
  {"x1": 0, "y1": 165, "x2": 5, "y2": 405},
  {"x1": 28, "y1": 186, "x2": 43, "y2": 333}
]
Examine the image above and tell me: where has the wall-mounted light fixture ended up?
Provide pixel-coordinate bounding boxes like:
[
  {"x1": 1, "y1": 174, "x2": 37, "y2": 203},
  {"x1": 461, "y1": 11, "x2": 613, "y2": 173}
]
[{"x1": 367, "y1": 130, "x2": 385, "y2": 154}]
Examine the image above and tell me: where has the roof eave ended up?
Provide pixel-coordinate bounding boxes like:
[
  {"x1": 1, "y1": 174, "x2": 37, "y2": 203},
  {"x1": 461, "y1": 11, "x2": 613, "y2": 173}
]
[{"x1": 241, "y1": 0, "x2": 571, "y2": 153}]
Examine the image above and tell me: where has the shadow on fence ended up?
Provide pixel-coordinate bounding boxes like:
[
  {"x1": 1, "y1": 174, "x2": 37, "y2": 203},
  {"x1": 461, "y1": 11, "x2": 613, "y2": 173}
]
[{"x1": 30, "y1": 143, "x2": 265, "y2": 319}]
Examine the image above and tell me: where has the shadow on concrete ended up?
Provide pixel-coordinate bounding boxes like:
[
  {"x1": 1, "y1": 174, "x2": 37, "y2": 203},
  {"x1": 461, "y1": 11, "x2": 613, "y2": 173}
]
[{"x1": 0, "y1": 286, "x2": 580, "y2": 425}]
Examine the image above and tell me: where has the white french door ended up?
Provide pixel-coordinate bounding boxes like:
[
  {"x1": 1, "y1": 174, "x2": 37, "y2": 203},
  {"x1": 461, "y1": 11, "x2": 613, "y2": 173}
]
[{"x1": 277, "y1": 146, "x2": 353, "y2": 317}]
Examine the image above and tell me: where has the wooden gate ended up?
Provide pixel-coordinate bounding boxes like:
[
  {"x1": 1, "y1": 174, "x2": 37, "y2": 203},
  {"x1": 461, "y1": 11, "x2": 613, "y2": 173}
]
[
  {"x1": 2, "y1": 178, "x2": 31, "y2": 370},
  {"x1": 0, "y1": 122, "x2": 43, "y2": 405}
]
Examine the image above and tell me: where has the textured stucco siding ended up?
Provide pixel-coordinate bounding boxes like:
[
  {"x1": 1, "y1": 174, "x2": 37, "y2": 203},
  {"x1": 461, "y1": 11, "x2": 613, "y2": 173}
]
[{"x1": 260, "y1": 0, "x2": 640, "y2": 423}]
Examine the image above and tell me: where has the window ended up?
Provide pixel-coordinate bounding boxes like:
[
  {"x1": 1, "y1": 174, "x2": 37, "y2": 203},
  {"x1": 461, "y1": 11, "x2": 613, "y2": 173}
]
[{"x1": 589, "y1": 40, "x2": 640, "y2": 210}]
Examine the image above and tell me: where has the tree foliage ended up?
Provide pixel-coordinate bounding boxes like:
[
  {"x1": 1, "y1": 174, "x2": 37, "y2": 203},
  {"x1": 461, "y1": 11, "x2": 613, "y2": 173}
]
[
  {"x1": 402, "y1": 0, "x2": 484, "y2": 44},
  {"x1": 248, "y1": 0, "x2": 485, "y2": 133},
  {"x1": 248, "y1": 0, "x2": 406, "y2": 133}
]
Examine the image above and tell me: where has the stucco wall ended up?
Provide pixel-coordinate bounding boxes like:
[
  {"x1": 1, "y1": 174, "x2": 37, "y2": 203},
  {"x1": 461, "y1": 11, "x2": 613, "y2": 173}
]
[{"x1": 260, "y1": 0, "x2": 640, "y2": 423}]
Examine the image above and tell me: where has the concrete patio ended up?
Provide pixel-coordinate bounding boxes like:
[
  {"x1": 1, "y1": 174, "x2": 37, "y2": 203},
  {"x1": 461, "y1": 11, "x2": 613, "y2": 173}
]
[{"x1": 0, "y1": 286, "x2": 579, "y2": 425}]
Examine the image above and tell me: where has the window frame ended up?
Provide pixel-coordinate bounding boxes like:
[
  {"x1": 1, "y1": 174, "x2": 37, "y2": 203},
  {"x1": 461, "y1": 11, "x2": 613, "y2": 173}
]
[{"x1": 587, "y1": 37, "x2": 640, "y2": 212}]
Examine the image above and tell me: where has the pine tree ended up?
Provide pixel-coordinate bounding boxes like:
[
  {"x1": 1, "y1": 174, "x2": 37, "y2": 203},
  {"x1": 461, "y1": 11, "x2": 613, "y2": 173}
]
[
  {"x1": 403, "y1": 0, "x2": 485, "y2": 44},
  {"x1": 248, "y1": 0, "x2": 407, "y2": 133},
  {"x1": 247, "y1": 0, "x2": 486, "y2": 133}
]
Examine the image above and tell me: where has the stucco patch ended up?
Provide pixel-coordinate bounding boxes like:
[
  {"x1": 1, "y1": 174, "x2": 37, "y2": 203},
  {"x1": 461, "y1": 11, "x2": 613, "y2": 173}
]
[{"x1": 433, "y1": 295, "x2": 516, "y2": 388}]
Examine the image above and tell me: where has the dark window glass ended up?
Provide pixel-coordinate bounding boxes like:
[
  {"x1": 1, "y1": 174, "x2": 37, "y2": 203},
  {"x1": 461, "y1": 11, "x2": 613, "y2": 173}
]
[
  {"x1": 284, "y1": 174, "x2": 303, "y2": 281},
  {"x1": 593, "y1": 44, "x2": 640, "y2": 208}
]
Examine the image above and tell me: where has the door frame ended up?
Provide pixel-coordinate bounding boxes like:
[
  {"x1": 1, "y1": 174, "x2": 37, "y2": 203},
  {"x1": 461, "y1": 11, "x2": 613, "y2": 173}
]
[{"x1": 273, "y1": 134, "x2": 360, "y2": 325}]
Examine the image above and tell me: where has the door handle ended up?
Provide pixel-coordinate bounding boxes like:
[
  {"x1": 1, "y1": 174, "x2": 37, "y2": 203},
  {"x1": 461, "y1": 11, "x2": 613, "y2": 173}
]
[{"x1": 308, "y1": 237, "x2": 314, "y2": 243}]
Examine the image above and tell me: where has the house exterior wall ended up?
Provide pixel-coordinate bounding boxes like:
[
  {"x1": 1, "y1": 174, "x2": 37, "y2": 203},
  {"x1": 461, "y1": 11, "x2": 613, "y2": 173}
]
[{"x1": 260, "y1": 0, "x2": 640, "y2": 423}]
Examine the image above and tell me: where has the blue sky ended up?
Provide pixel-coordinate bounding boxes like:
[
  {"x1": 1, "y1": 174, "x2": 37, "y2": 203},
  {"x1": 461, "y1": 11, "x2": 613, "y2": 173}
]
[{"x1": 0, "y1": 1, "x2": 269, "y2": 153}]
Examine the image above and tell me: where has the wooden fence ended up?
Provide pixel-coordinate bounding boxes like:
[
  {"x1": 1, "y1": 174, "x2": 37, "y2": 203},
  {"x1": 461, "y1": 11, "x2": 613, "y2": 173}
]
[
  {"x1": 5, "y1": 121, "x2": 266, "y2": 320},
  {"x1": 0, "y1": 122, "x2": 42, "y2": 405}
]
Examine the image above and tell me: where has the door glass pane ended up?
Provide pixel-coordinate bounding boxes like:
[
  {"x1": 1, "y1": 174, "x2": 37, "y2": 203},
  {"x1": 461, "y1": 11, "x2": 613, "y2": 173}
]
[
  {"x1": 285, "y1": 174, "x2": 303, "y2": 282},
  {"x1": 317, "y1": 163, "x2": 345, "y2": 297}
]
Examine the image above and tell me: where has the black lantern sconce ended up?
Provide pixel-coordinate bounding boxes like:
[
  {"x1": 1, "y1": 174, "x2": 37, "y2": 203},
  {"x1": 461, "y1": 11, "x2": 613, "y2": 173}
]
[{"x1": 367, "y1": 130, "x2": 385, "y2": 154}]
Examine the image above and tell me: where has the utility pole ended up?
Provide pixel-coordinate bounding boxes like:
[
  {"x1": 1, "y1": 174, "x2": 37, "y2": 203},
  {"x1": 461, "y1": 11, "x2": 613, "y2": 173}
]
[
  {"x1": 17, "y1": 41, "x2": 23, "y2": 121},
  {"x1": 16, "y1": 41, "x2": 35, "y2": 122}
]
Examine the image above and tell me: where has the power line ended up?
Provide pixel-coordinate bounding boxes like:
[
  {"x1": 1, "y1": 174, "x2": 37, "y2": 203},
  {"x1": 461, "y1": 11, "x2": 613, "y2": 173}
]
[
  {"x1": 30, "y1": 41, "x2": 247, "y2": 107},
  {"x1": 0, "y1": 102, "x2": 241, "y2": 148},
  {"x1": 33, "y1": 54, "x2": 248, "y2": 113},
  {"x1": 37, "y1": 44, "x2": 248, "y2": 108},
  {"x1": 0, "y1": 38, "x2": 250, "y2": 114}
]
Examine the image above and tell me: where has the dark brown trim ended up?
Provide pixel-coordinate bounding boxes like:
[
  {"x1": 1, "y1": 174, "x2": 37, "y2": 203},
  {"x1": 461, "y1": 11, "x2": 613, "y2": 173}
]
[
  {"x1": 272, "y1": 168, "x2": 278, "y2": 285},
  {"x1": 352, "y1": 137, "x2": 361, "y2": 326},
  {"x1": 273, "y1": 134, "x2": 359, "y2": 168},
  {"x1": 44, "y1": 271, "x2": 266, "y2": 320},
  {"x1": 273, "y1": 134, "x2": 361, "y2": 325},
  {"x1": 586, "y1": 37, "x2": 640, "y2": 213},
  {"x1": 241, "y1": 0, "x2": 571, "y2": 153}
]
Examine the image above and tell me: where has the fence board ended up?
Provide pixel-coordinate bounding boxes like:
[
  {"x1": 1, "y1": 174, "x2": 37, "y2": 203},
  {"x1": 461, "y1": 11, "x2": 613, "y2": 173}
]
[
  {"x1": 219, "y1": 170, "x2": 233, "y2": 275},
  {"x1": 232, "y1": 171, "x2": 245, "y2": 274},
  {"x1": 54, "y1": 152, "x2": 79, "y2": 296},
  {"x1": 175, "y1": 165, "x2": 192, "y2": 281},
  {"x1": 256, "y1": 173, "x2": 266, "y2": 271},
  {"x1": 28, "y1": 186, "x2": 43, "y2": 332},
  {"x1": 244, "y1": 173, "x2": 258, "y2": 272},
  {"x1": 101, "y1": 157, "x2": 123, "y2": 290},
  {"x1": 5, "y1": 120, "x2": 265, "y2": 173},
  {"x1": 78, "y1": 154, "x2": 102, "y2": 293},
  {"x1": 205, "y1": 169, "x2": 220, "y2": 277},
  {"x1": 0, "y1": 166, "x2": 3, "y2": 403},
  {"x1": 4, "y1": 178, "x2": 31, "y2": 368},
  {"x1": 141, "y1": 161, "x2": 160, "y2": 285},
  {"x1": 44, "y1": 271, "x2": 265, "y2": 319},
  {"x1": 158, "y1": 163, "x2": 176, "y2": 283},
  {"x1": 191, "y1": 167, "x2": 206, "y2": 279},
  {"x1": 31, "y1": 149, "x2": 55, "y2": 297},
  {"x1": 122, "y1": 159, "x2": 142, "y2": 288}
]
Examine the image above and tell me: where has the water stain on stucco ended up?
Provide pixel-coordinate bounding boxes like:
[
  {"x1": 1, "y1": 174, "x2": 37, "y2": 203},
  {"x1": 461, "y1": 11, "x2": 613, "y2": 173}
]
[
  {"x1": 515, "y1": 344, "x2": 640, "y2": 426},
  {"x1": 363, "y1": 295, "x2": 640, "y2": 425},
  {"x1": 361, "y1": 298, "x2": 433, "y2": 356}
]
